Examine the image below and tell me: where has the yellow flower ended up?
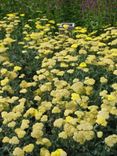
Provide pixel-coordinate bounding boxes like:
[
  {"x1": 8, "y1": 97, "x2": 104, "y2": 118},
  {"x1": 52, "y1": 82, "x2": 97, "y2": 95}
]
[
  {"x1": 112, "y1": 83, "x2": 117, "y2": 90},
  {"x1": 57, "y1": 71, "x2": 64, "y2": 76},
  {"x1": 100, "y1": 77, "x2": 108, "y2": 84},
  {"x1": 9, "y1": 71, "x2": 17, "y2": 80},
  {"x1": 8, "y1": 121, "x2": 16, "y2": 128},
  {"x1": 84, "y1": 77, "x2": 95, "y2": 86},
  {"x1": 97, "y1": 131, "x2": 103, "y2": 138},
  {"x1": 13, "y1": 147, "x2": 24, "y2": 156},
  {"x1": 77, "y1": 122, "x2": 93, "y2": 131},
  {"x1": 23, "y1": 144, "x2": 34, "y2": 153},
  {"x1": 51, "y1": 149, "x2": 67, "y2": 156},
  {"x1": 113, "y1": 70, "x2": 117, "y2": 75},
  {"x1": 7, "y1": 13, "x2": 16, "y2": 17},
  {"x1": 79, "y1": 49, "x2": 87, "y2": 54},
  {"x1": 105, "y1": 135, "x2": 117, "y2": 147},
  {"x1": 85, "y1": 37, "x2": 92, "y2": 41},
  {"x1": 96, "y1": 116, "x2": 107, "y2": 127},
  {"x1": 35, "y1": 23, "x2": 43, "y2": 29},
  {"x1": 20, "y1": 80, "x2": 29, "y2": 88},
  {"x1": 24, "y1": 108, "x2": 36, "y2": 117},
  {"x1": 20, "y1": 89, "x2": 27, "y2": 93},
  {"x1": 71, "y1": 81, "x2": 84, "y2": 94},
  {"x1": 14, "y1": 66, "x2": 22, "y2": 71},
  {"x1": 63, "y1": 24, "x2": 69, "y2": 29},
  {"x1": 41, "y1": 115, "x2": 48, "y2": 122},
  {"x1": 53, "y1": 118, "x2": 64, "y2": 128},
  {"x1": 73, "y1": 131, "x2": 85, "y2": 144},
  {"x1": 15, "y1": 128, "x2": 26, "y2": 138},
  {"x1": 18, "y1": 74, "x2": 25, "y2": 78},
  {"x1": 3, "y1": 37, "x2": 15, "y2": 45},
  {"x1": 60, "y1": 62, "x2": 68, "y2": 68},
  {"x1": 65, "y1": 116, "x2": 73, "y2": 123},
  {"x1": 52, "y1": 107, "x2": 61, "y2": 113},
  {"x1": 41, "y1": 138, "x2": 52, "y2": 147},
  {"x1": 40, "y1": 148, "x2": 51, "y2": 156},
  {"x1": 9, "y1": 136, "x2": 19, "y2": 144},
  {"x1": 85, "y1": 86, "x2": 93, "y2": 95},
  {"x1": 75, "y1": 26, "x2": 82, "y2": 30},
  {"x1": 49, "y1": 20, "x2": 55, "y2": 24},
  {"x1": 31, "y1": 123, "x2": 44, "y2": 139},
  {"x1": 30, "y1": 32, "x2": 43, "y2": 40},
  {"x1": 21, "y1": 119, "x2": 30, "y2": 130},
  {"x1": 51, "y1": 150, "x2": 60, "y2": 156},
  {"x1": 71, "y1": 93, "x2": 81, "y2": 101},
  {"x1": 64, "y1": 109, "x2": 73, "y2": 116},
  {"x1": 107, "y1": 94, "x2": 116, "y2": 101},
  {"x1": 99, "y1": 90, "x2": 108, "y2": 97},
  {"x1": 71, "y1": 43, "x2": 78, "y2": 49},
  {"x1": 0, "y1": 68, "x2": 7, "y2": 75},
  {"x1": 34, "y1": 110, "x2": 43, "y2": 120},
  {"x1": 110, "y1": 107, "x2": 117, "y2": 115},
  {"x1": 78, "y1": 28, "x2": 87, "y2": 33},
  {"x1": 86, "y1": 131, "x2": 95, "y2": 141},
  {"x1": 59, "y1": 131, "x2": 67, "y2": 139},
  {"x1": 67, "y1": 69, "x2": 74, "y2": 74},
  {"x1": 0, "y1": 44, "x2": 7, "y2": 53},
  {"x1": 34, "y1": 96, "x2": 41, "y2": 101},
  {"x1": 79, "y1": 62, "x2": 87, "y2": 68},
  {"x1": 1, "y1": 77, "x2": 9, "y2": 86},
  {"x1": 20, "y1": 14, "x2": 25, "y2": 17},
  {"x1": 2, "y1": 136, "x2": 10, "y2": 143}
]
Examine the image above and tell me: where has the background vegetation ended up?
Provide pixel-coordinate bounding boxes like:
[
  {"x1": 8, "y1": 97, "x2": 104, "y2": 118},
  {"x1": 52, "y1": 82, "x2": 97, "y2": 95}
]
[{"x1": 0, "y1": 0, "x2": 117, "y2": 30}]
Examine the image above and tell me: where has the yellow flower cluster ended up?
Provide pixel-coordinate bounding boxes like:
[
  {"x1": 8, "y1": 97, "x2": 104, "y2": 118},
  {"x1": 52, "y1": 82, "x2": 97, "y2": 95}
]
[
  {"x1": 0, "y1": 13, "x2": 117, "y2": 155},
  {"x1": 105, "y1": 135, "x2": 117, "y2": 147}
]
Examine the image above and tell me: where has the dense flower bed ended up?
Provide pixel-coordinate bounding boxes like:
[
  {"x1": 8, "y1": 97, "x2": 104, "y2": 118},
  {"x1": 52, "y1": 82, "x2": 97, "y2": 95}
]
[{"x1": 0, "y1": 13, "x2": 117, "y2": 156}]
